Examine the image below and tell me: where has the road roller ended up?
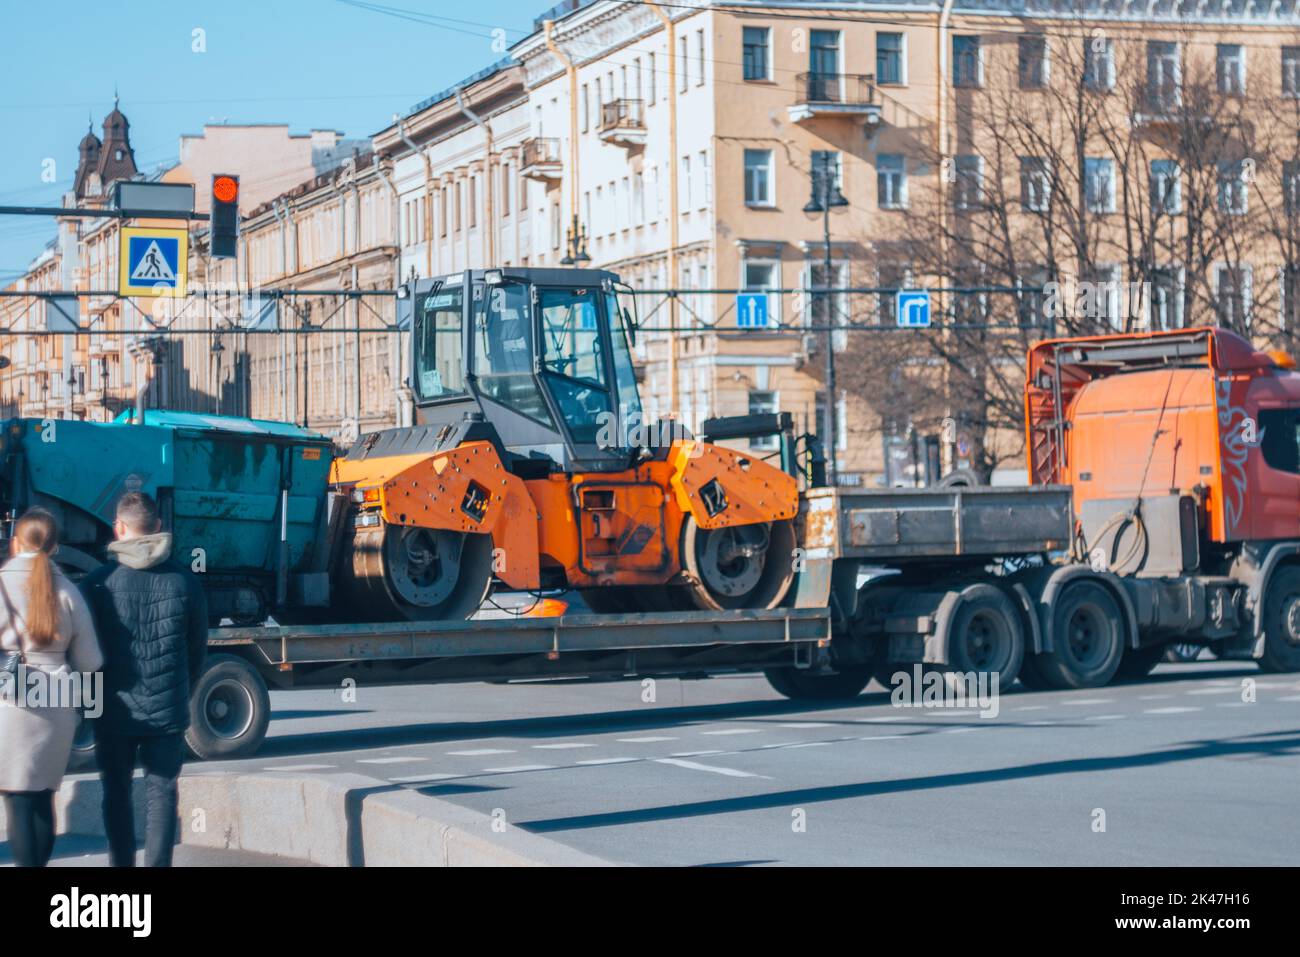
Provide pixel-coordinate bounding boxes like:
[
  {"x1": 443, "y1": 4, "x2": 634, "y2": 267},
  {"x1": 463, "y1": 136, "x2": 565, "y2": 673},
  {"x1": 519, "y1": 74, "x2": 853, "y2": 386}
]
[{"x1": 329, "y1": 267, "x2": 801, "y2": 621}]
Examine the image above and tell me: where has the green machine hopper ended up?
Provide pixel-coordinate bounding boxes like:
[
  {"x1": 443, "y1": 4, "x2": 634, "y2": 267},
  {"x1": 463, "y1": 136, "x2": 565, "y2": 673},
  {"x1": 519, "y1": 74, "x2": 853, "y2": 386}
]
[{"x1": 0, "y1": 410, "x2": 338, "y2": 625}]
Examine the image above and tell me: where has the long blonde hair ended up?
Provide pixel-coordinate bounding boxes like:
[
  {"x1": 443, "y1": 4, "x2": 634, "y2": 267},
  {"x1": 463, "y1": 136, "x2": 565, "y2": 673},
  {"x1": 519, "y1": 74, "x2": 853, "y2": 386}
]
[{"x1": 11, "y1": 508, "x2": 61, "y2": 649}]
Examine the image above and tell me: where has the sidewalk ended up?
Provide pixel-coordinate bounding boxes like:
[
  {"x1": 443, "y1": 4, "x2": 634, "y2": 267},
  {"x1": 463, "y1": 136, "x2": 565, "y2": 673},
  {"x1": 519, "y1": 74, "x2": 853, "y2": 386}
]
[{"x1": 2, "y1": 833, "x2": 313, "y2": 867}]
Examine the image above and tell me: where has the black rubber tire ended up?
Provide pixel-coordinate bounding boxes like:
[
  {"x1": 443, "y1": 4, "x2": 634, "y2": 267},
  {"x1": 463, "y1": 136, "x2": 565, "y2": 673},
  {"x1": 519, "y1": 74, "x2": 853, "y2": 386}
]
[
  {"x1": 1259, "y1": 565, "x2": 1300, "y2": 672},
  {"x1": 338, "y1": 526, "x2": 494, "y2": 622},
  {"x1": 1016, "y1": 652, "x2": 1055, "y2": 690},
  {"x1": 682, "y1": 517, "x2": 797, "y2": 611},
  {"x1": 1037, "y1": 580, "x2": 1126, "y2": 689},
  {"x1": 765, "y1": 665, "x2": 873, "y2": 701},
  {"x1": 1115, "y1": 642, "x2": 1167, "y2": 680},
  {"x1": 185, "y1": 654, "x2": 271, "y2": 760},
  {"x1": 943, "y1": 584, "x2": 1025, "y2": 688},
  {"x1": 67, "y1": 713, "x2": 97, "y2": 771}
]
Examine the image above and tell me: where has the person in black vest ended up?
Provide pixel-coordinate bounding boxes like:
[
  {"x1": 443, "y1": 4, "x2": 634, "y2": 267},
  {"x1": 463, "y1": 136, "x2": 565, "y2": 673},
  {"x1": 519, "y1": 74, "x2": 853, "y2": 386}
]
[{"x1": 80, "y1": 491, "x2": 207, "y2": 867}]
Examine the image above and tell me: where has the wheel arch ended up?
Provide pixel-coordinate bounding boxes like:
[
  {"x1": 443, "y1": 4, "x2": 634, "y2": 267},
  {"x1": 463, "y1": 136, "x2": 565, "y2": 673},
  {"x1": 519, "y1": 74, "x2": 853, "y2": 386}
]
[{"x1": 1036, "y1": 566, "x2": 1139, "y2": 653}]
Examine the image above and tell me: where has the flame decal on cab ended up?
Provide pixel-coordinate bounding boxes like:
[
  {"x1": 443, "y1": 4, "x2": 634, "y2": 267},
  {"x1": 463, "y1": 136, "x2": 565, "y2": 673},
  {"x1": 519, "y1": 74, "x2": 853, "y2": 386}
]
[{"x1": 1214, "y1": 376, "x2": 1251, "y2": 537}]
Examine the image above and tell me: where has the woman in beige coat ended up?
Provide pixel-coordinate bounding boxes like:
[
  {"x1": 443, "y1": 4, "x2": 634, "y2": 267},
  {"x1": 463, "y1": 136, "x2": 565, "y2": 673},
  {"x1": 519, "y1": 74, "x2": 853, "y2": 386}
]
[{"x1": 0, "y1": 508, "x2": 102, "y2": 866}]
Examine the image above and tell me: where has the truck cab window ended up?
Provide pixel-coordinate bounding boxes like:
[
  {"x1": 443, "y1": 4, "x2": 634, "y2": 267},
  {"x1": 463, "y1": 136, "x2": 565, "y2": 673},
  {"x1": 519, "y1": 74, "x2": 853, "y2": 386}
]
[
  {"x1": 472, "y1": 282, "x2": 554, "y2": 427},
  {"x1": 413, "y1": 287, "x2": 465, "y2": 400},
  {"x1": 539, "y1": 286, "x2": 612, "y2": 443},
  {"x1": 1259, "y1": 408, "x2": 1300, "y2": 474}
]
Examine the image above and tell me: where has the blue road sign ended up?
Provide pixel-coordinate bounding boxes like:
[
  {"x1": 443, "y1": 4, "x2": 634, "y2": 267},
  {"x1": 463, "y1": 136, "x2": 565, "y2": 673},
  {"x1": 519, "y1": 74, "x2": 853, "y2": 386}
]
[
  {"x1": 736, "y1": 292, "x2": 769, "y2": 328},
  {"x1": 121, "y1": 228, "x2": 184, "y2": 294},
  {"x1": 896, "y1": 289, "x2": 930, "y2": 328}
]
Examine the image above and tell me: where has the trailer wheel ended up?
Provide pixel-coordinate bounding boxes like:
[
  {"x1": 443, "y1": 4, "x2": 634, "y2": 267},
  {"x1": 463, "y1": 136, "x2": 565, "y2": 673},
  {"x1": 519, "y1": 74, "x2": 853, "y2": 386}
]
[
  {"x1": 1038, "y1": 580, "x2": 1125, "y2": 688},
  {"x1": 185, "y1": 654, "x2": 270, "y2": 760},
  {"x1": 1016, "y1": 652, "x2": 1054, "y2": 690},
  {"x1": 944, "y1": 584, "x2": 1024, "y2": 687},
  {"x1": 1260, "y1": 565, "x2": 1300, "y2": 672},
  {"x1": 1114, "y1": 642, "x2": 1166, "y2": 680},
  {"x1": 765, "y1": 665, "x2": 873, "y2": 701}
]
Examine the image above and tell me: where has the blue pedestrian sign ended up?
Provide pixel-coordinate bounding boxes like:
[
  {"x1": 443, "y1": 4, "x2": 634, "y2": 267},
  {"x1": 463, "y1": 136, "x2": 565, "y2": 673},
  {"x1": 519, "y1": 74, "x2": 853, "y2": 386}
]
[
  {"x1": 896, "y1": 289, "x2": 930, "y2": 328},
  {"x1": 736, "y1": 292, "x2": 769, "y2": 329},
  {"x1": 119, "y1": 226, "x2": 188, "y2": 297}
]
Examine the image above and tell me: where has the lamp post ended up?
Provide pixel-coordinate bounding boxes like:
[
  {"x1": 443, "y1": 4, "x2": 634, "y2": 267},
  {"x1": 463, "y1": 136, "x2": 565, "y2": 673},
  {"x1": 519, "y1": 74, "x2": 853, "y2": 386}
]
[
  {"x1": 560, "y1": 214, "x2": 591, "y2": 266},
  {"x1": 803, "y1": 153, "x2": 849, "y2": 486}
]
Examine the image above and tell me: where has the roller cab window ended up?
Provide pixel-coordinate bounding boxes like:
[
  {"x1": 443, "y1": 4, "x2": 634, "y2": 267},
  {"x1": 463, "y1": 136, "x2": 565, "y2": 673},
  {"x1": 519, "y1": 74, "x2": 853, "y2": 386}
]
[
  {"x1": 413, "y1": 286, "x2": 466, "y2": 401},
  {"x1": 538, "y1": 286, "x2": 613, "y2": 444}
]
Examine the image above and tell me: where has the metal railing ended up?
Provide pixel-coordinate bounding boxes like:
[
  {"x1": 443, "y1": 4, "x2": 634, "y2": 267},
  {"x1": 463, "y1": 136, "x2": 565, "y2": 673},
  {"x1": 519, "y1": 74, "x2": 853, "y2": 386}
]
[
  {"x1": 795, "y1": 72, "x2": 876, "y2": 107},
  {"x1": 599, "y1": 99, "x2": 646, "y2": 132},
  {"x1": 521, "y1": 136, "x2": 562, "y2": 169}
]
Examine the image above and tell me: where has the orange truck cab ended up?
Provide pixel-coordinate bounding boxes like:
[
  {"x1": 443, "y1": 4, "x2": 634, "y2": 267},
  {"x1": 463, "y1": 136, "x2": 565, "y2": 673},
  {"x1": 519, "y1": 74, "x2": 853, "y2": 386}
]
[{"x1": 1026, "y1": 326, "x2": 1300, "y2": 670}]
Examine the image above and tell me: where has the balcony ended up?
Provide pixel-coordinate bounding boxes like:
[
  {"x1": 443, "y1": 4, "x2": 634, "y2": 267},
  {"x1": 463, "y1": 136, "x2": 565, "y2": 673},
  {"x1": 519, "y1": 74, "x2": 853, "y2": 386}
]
[
  {"x1": 520, "y1": 137, "x2": 562, "y2": 183},
  {"x1": 87, "y1": 337, "x2": 119, "y2": 358},
  {"x1": 790, "y1": 73, "x2": 881, "y2": 125},
  {"x1": 598, "y1": 99, "x2": 646, "y2": 148}
]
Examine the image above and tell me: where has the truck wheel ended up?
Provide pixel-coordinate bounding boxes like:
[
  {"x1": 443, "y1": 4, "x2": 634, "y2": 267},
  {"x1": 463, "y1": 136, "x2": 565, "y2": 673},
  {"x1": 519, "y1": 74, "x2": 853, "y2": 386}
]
[
  {"x1": 1038, "y1": 580, "x2": 1125, "y2": 688},
  {"x1": 765, "y1": 665, "x2": 873, "y2": 701},
  {"x1": 185, "y1": 654, "x2": 270, "y2": 760},
  {"x1": 1017, "y1": 652, "x2": 1054, "y2": 690},
  {"x1": 1115, "y1": 643, "x2": 1166, "y2": 680},
  {"x1": 682, "y1": 518, "x2": 796, "y2": 611},
  {"x1": 1260, "y1": 566, "x2": 1300, "y2": 672},
  {"x1": 944, "y1": 584, "x2": 1024, "y2": 688}
]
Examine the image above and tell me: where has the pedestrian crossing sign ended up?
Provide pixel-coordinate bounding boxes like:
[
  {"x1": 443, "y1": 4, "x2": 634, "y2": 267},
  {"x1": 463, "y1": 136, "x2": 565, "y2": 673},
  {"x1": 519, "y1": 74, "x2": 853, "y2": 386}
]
[{"x1": 119, "y1": 226, "x2": 188, "y2": 297}]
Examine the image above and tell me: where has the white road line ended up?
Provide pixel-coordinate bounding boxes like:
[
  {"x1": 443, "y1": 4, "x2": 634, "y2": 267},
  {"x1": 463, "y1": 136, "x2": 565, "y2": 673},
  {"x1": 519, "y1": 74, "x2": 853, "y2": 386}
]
[
  {"x1": 1277, "y1": 694, "x2": 1300, "y2": 702},
  {"x1": 447, "y1": 748, "x2": 515, "y2": 756},
  {"x1": 480, "y1": 764, "x2": 555, "y2": 774},
  {"x1": 358, "y1": 756, "x2": 427, "y2": 765},
  {"x1": 1062, "y1": 698, "x2": 1115, "y2": 706},
  {"x1": 1186, "y1": 687, "x2": 1240, "y2": 695},
  {"x1": 531, "y1": 743, "x2": 596, "y2": 750},
  {"x1": 942, "y1": 726, "x2": 983, "y2": 734},
  {"x1": 778, "y1": 722, "x2": 835, "y2": 729},
  {"x1": 1014, "y1": 705, "x2": 1047, "y2": 712},
  {"x1": 1144, "y1": 706, "x2": 1201, "y2": 714},
  {"x1": 1138, "y1": 694, "x2": 1173, "y2": 700},
  {"x1": 616, "y1": 736, "x2": 678, "y2": 743},
  {"x1": 390, "y1": 772, "x2": 458, "y2": 783},
  {"x1": 699, "y1": 728, "x2": 763, "y2": 736},
  {"x1": 263, "y1": 764, "x2": 336, "y2": 772},
  {"x1": 575, "y1": 757, "x2": 638, "y2": 766},
  {"x1": 1217, "y1": 702, "x2": 1250, "y2": 708},
  {"x1": 858, "y1": 734, "x2": 905, "y2": 740},
  {"x1": 1024, "y1": 720, "x2": 1060, "y2": 726},
  {"x1": 1087, "y1": 714, "x2": 1127, "y2": 721},
  {"x1": 655, "y1": 757, "x2": 765, "y2": 779},
  {"x1": 855, "y1": 715, "x2": 910, "y2": 723},
  {"x1": 670, "y1": 749, "x2": 724, "y2": 757},
  {"x1": 783, "y1": 741, "x2": 832, "y2": 749}
]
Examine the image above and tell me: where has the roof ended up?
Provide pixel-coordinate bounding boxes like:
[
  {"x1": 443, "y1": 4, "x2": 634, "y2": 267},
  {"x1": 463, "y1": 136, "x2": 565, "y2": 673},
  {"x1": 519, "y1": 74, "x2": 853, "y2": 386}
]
[
  {"x1": 399, "y1": 57, "x2": 515, "y2": 121},
  {"x1": 113, "y1": 408, "x2": 330, "y2": 441}
]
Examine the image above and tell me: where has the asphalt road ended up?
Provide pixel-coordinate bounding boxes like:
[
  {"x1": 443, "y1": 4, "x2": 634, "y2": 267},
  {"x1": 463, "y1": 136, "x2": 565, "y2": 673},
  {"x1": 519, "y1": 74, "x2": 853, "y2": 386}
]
[{"x1": 197, "y1": 659, "x2": 1300, "y2": 866}]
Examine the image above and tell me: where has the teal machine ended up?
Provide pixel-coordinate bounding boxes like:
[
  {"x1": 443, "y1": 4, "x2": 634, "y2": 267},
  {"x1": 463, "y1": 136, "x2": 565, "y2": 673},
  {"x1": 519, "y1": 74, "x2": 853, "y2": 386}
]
[{"x1": 0, "y1": 410, "x2": 339, "y2": 625}]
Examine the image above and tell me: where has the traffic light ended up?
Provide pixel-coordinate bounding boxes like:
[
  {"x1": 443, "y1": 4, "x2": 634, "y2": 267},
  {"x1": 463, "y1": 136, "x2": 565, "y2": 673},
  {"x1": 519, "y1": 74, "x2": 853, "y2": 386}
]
[{"x1": 211, "y1": 174, "x2": 240, "y2": 259}]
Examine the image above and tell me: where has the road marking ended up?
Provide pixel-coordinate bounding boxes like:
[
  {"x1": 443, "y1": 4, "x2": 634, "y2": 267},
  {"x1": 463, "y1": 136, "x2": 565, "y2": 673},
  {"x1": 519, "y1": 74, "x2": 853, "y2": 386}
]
[
  {"x1": 855, "y1": 715, "x2": 909, "y2": 723},
  {"x1": 575, "y1": 757, "x2": 638, "y2": 766},
  {"x1": 480, "y1": 764, "x2": 555, "y2": 774},
  {"x1": 1217, "y1": 702, "x2": 1250, "y2": 708},
  {"x1": 1062, "y1": 698, "x2": 1114, "y2": 705},
  {"x1": 699, "y1": 728, "x2": 763, "y2": 736},
  {"x1": 531, "y1": 743, "x2": 596, "y2": 750},
  {"x1": 1024, "y1": 720, "x2": 1060, "y2": 726},
  {"x1": 1138, "y1": 694, "x2": 1173, "y2": 700},
  {"x1": 778, "y1": 722, "x2": 835, "y2": 729},
  {"x1": 263, "y1": 764, "x2": 336, "y2": 772},
  {"x1": 1277, "y1": 694, "x2": 1300, "y2": 702},
  {"x1": 1144, "y1": 706, "x2": 1201, "y2": 714},
  {"x1": 447, "y1": 748, "x2": 515, "y2": 756},
  {"x1": 858, "y1": 734, "x2": 905, "y2": 740},
  {"x1": 358, "y1": 756, "x2": 427, "y2": 765},
  {"x1": 655, "y1": 757, "x2": 765, "y2": 779},
  {"x1": 1186, "y1": 687, "x2": 1239, "y2": 695},
  {"x1": 942, "y1": 726, "x2": 983, "y2": 733},
  {"x1": 670, "y1": 749, "x2": 724, "y2": 757},
  {"x1": 390, "y1": 772, "x2": 458, "y2": 783},
  {"x1": 784, "y1": 741, "x2": 832, "y2": 749},
  {"x1": 1087, "y1": 714, "x2": 1126, "y2": 721},
  {"x1": 1014, "y1": 705, "x2": 1047, "y2": 712},
  {"x1": 616, "y1": 736, "x2": 678, "y2": 743}
]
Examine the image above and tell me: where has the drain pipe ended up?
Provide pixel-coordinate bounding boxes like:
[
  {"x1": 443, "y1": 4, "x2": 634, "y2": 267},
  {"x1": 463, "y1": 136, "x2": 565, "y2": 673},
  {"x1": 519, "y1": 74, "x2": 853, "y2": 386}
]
[
  {"x1": 456, "y1": 87, "x2": 495, "y2": 265},
  {"x1": 647, "y1": 2, "x2": 680, "y2": 417},
  {"x1": 544, "y1": 19, "x2": 580, "y2": 247},
  {"x1": 373, "y1": 154, "x2": 411, "y2": 428},
  {"x1": 396, "y1": 114, "x2": 434, "y2": 277}
]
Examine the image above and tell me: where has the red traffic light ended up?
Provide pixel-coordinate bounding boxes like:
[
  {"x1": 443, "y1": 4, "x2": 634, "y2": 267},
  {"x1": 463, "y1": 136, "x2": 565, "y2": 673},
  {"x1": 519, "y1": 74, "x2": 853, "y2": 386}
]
[{"x1": 213, "y1": 175, "x2": 239, "y2": 204}]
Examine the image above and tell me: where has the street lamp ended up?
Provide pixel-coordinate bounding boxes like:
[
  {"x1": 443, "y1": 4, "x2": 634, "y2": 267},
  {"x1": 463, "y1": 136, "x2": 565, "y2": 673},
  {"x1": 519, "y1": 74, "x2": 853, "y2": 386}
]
[
  {"x1": 560, "y1": 214, "x2": 591, "y2": 266},
  {"x1": 804, "y1": 153, "x2": 849, "y2": 486}
]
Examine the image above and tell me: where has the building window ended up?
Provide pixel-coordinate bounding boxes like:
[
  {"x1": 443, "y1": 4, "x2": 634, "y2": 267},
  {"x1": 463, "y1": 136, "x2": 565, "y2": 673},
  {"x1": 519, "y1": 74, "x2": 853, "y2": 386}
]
[
  {"x1": 1283, "y1": 264, "x2": 1300, "y2": 329},
  {"x1": 748, "y1": 391, "x2": 779, "y2": 450},
  {"x1": 744, "y1": 149, "x2": 774, "y2": 206},
  {"x1": 679, "y1": 35, "x2": 689, "y2": 91},
  {"x1": 680, "y1": 155, "x2": 691, "y2": 210},
  {"x1": 877, "y1": 154, "x2": 906, "y2": 209},
  {"x1": 699, "y1": 149, "x2": 711, "y2": 207},
  {"x1": 743, "y1": 26, "x2": 771, "y2": 81},
  {"x1": 953, "y1": 155, "x2": 983, "y2": 210},
  {"x1": 1147, "y1": 41, "x2": 1180, "y2": 111},
  {"x1": 1217, "y1": 44, "x2": 1246, "y2": 94},
  {"x1": 876, "y1": 32, "x2": 904, "y2": 85},
  {"x1": 1150, "y1": 159, "x2": 1181, "y2": 215},
  {"x1": 1018, "y1": 35, "x2": 1048, "y2": 89},
  {"x1": 809, "y1": 30, "x2": 841, "y2": 100},
  {"x1": 1084, "y1": 37, "x2": 1114, "y2": 90},
  {"x1": 1020, "y1": 157, "x2": 1050, "y2": 212},
  {"x1": 1218, "y1": 161, "x2": 1249, "y2": 214},
  {"x1": 696, "y1": 29, "x2": 706, "y2": 86},
  {"x1": 648, "y1": 52, "x2": 656, "y2": 104},
  {"x1": 581, "y1": 84, "x2": 589, "y2": 131},
  {"x1": 952, "y1": 35, "x2": 981, "y2": 88},
  {"x1": 1215, "y1": 264, "x2": 1251, "y2": 327},
  {"x1": 1283, "y1": 47, "x2": 1300, "y2": 97},
  {"x1": 1284, "y1": 160, "x2": 1300, "y2": 216},
  {"x1": 1084, "y1": 157, "x2": 1115, "y2": 213},
  {"x1": 550, "y1": 202, "x2": 561, "y2": 250}
]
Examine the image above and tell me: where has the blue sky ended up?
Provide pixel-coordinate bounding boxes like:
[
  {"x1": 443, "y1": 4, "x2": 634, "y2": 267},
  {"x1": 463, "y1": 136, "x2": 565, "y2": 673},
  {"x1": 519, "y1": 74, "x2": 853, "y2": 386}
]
[{"x1": 0, "y1": 0, "x2": 545, "y2": 282}]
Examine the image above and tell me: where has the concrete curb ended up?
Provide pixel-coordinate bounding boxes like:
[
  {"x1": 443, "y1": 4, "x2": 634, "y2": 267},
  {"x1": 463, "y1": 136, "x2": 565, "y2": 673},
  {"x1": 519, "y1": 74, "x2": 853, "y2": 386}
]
[{"x1": 1, "y1": 771, "x2": 614, "y2": 867}]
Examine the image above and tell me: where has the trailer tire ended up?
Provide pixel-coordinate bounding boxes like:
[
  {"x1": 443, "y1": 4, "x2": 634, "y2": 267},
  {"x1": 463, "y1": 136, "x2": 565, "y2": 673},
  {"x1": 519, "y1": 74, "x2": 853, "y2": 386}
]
[
  {"x1": 944, "y1": 584, "x2": 1024, "y2": 688},
  {"x1": 185, "y1": 654, "x2": 270, "y2": 760},
  {"x1": 1016, "y1": 652, "x2": 1054, "y2": 690},
  {"x1": 765, "y1": 665, "x2": 872, "y2": 701},
  {"x1": 1259, "y1": 565, "x2": 1300, "y2": 672},
  {"x1": 1037, "y1": 580, "x2": 1125, "y2": 689},
  {"x1": 1115, "y1": 642, "x2": 1166, "y2": 680}
]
